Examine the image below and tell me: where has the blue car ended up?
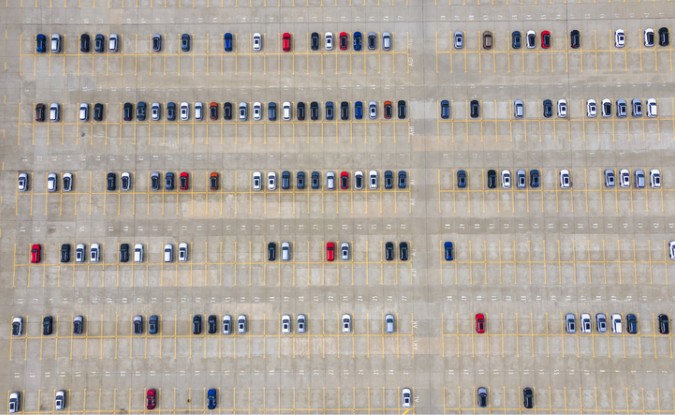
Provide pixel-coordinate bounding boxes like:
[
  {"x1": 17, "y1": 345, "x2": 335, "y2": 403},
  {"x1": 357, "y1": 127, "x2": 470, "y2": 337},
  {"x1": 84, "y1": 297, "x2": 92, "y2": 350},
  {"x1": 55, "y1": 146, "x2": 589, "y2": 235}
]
[
  {"x1": 36, "y1": 34, "x2": 46, "y2": 53},
  {"x1": 207, "y1": 388, "x2": 217, "y2": 410},
  {"x1": 444, "y1": 242, "x2": 454, "y2": 261},
  {"x1": 224, "y1": 33, "x2": 233, "y2": 51},
  {"x1": 325, "y1": 101, "x2": 334, "y2": 120},
  {"x1": 354, "y1": 101, "x2": 363, "y2": 119},
  {"x1": 353, "y1": 31, "x2": 363, "y2": 51}
]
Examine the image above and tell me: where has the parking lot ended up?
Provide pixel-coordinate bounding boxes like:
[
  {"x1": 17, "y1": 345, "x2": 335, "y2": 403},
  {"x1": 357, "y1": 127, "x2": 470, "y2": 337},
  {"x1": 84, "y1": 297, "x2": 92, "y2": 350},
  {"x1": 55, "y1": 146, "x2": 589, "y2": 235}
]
[{"x1": 3, "y1": 0, "x2": 675, "y2": 413}]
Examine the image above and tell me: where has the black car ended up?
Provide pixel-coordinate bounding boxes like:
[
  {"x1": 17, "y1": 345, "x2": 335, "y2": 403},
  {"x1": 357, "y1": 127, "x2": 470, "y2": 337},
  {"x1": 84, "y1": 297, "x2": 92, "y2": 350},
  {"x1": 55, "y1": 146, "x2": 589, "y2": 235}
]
[
  {"x1": 268, "y1": 242, "x2": 277, "y2": 261},
  {"x1": 12, "y1": 318, "x2": 22, "y2": 336},
  {"x1": 281, "y1": 170, "x2": 291, "y2": 190},
  {"x1": 440, "y1": 100, "x2": 450, "y2": 119},
  {"x1": 310, "y1": 32, "x2": 320, "y2": 50},
  {"x1": 310, "y1": 101, "x2": 319, "y2": 120},
  {"x1": 43, "y1": 316, "x2": 53, "y2": 336},
  {"x1": 80, "y1": 33, "x2": 91, "y2": 52},
  {"x1": 384, "y1": 101, "x2": 393, "y2": 119},
  {"x1": 296, "y1": 171, "x2": 306, "y2": 190},
  {"x1": 626, "y1": 314, "x2": 638, "y2": 334},
  {"x1": 208, "y1": 315, "x2": 217, "y2": 334},
  {"x1": 487, "y1": 170, "x2": 496, "y2": 189},
  {"x1": 384, "y1": 170, "x2": 394, "y2": 189},
  {"x1": 167, "y1": 102, "x2": 177, "y2": 121},
  {"x1": 542, "y1": 99, "x2": 553, "y2": 118},
  {"x1": 523, "y1": 387, "x2": 534, "y2": 409},
  {"x1": 165, "y1": 172, "x2": 175, "y2": 190},
  {"x1": 659, "y1": 27, "x2": 669, "y2": 46},
  {"x1": 148, "y1": 315, "x2": 159, "y2": 335},
  {"x1": 570, "y1": 30, "x2": 580, "y2": 49},
  {"x1": 133, "y1": 316, "x2": 144, "y2": 334},
  {"x1": 385, "y1": 242, "x2": 395, "y2": 261},
  {"x1": 398, "y1": 170, "x2": 407, "y2": 189},
  {"x1": 209, "y1": 103, "x2": 218, "y2": 120},
  {"x1": 399, "y1": 242, "x2": 409, "y2": 261},
  {"x1": 93, "y1": 103, "x2": 104, "y2": 121},
  {"x1": 136, "y1": 101, "x2": 147, "y2": 121},
  {"x1": 151, "y1": 173, "x2": 161, "y2": 191},
  {"x1": 297, "y1": 102, "x2": 306, "y2": 120},
  {"x1": 457, "y1": 170, "x2": 467, "y2": 189},
  {"x1": 477, "y1": 387, "x2": 488, "y2": 408},
  {"x1": 268, "y1": 102, "x2": 277, "y2": 121},
  {"x1": 658, "y1": 314, "x2": 669, "y2": 334},
  {"x1": 61, "y1": 243, "x2": 71, "y2": 263},
  {"x1": 107, "y1": 172, "x2": 117, "y2": 191},
  {"x1": 192, "y1": 315, "x2": 202, "y2": 335},
  {"x1": 95, "y1": 34, "x2": 105, "y2": 53},
  {"x1": 470, "y1": 100, "x2": 480, "y2": 118},
  {"x1": 529, "y1": 169, "x2": 540, "y2": 188},
  {"x1": 397, "y1": 100, "x2": 406, "y2": 119},
  {"x1": 311, "y1": 171, "x2": 321, "y2": 189},
  {"x1": 120, "y1": 243, "x2": 130, "y2": 263},
  {"x1": 35, "y1": 103, "x2": 46, "y2": 122},
  {"x1": 325, "y1": 101, "x2": 334, "y2": 120},
  {"x1": 340, "y1": 101, "x2": 349, "y2": 120},
  {"x1": 209, "y1": 173, "x2": 219, "y2": 190},
  {"x1": 123, "y1": 102, "x2": 133, "y2": 121},
  {"x1": 73, "y1": 316, "x2": 85, "y2": 335},
  {"x1": 121, "y1": 173, "x2": 131, "y2": 190},
  {"x1": 367, "y1": 32, "x2": 377, "y2": 50},
  {"x1": 512, "y1": 31, "x2": 521, "y2": 49},
  {"x1": 152, "y1": 34, "x2": 162, "y2": 52},
  {"x1": 63, "y1": 174, "x2": 73, "y2": 191},
  {"x1": 223, "y1": 102, "x2": 233, "y2": 120},
  {"x1": 181, "y1": 33, "x2": 191, "y2": 52}
]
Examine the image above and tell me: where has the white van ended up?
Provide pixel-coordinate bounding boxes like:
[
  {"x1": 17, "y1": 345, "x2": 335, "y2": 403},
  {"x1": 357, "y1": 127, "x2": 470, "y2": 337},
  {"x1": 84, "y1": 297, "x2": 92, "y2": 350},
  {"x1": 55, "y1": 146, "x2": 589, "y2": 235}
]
[
  {"x1": 164, "y1": 244, "x2": 173, "y2": 262},
  {"x1": 134, "y1": 244, "x2": 144, "y2": 262}
]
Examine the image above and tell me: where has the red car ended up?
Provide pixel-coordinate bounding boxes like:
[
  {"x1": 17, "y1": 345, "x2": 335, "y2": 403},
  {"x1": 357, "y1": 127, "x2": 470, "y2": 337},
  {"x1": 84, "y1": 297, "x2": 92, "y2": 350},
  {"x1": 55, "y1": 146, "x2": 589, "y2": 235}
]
[
  {"x1": 326, "y1": 242, "x2": 335, "y2": 262},
  {"x1": 146, "y1": 388, "x2": 157, "y2": 410},
  {"x1": 339, "y1": 171, "x2": 349, "y2": 190},
  {"x1": 339, "y1": 32, "x2": 349, "y2": 51},
  {"x1": 475, "y1": 313, "x2": 485, "y2": 334},
  {"x1": 383, "y1": 101, "x2": 393, "y2": 119},
  {"x1": 179, "y1": 172, "x2": 189, "y2": 191},
  {"x1": 282, "y1": 32, "x2": 291, "y2": 52},
  {"x1": 209, "y1": 102, "x2": 219, "y2": 120},
  {"x1": 30, "y1": 244, "x2": 41, "y2": 263},
  {"x1": 541, "y1": 30, "x2": 551, "y2": 49}
]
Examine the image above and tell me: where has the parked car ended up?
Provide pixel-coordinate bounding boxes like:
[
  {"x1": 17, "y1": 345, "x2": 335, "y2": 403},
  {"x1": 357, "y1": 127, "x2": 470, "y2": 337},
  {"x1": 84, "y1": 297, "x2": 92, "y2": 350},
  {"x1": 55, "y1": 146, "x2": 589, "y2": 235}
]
[
  {"x1": 282, "y1": 32, "x2": 292, "y2": 52},
  {"x1": 512, "y1": 31, "x2": 521, "y2": 49},
  {"x1": 559, "y1": 169, "x2": 571, "y2": 188},
  {"x1": 470, "y1": 100, "x2": 479, "y2": 118},
  {"x1": 12, "y1": 317, "x2": 23, "y2": 336},
  {"x1": 146, "y1": 388, "x2": 157, "y2": 410},
  {"x1": 401, "y1": 388, "x2": 412, "y2": 408},
  {"x1": 541, "y1": 30, "x2": 551, "y2": 48},
  {"x1": 658, "y1": 314, "x2": 669, "y2": 334},
  {"x1": 18, "y1": 172, "x2": 28, "y2": 191},
  {"x1": 109, "y1": 33, "x2": 119, "y2": 52},
  {"x1": 526, "y1": 30, "x2": 536, "y2": 48},
  {"x1": 224, "y1": 33, "x2": 233, "y2": 51},
  {"x1": 580, "y1": 314, "x2": 592, "y2": 333},
  {"x1": 207, "y1": 388, "x2": 217, "y2": 410},
  {"x1": 444, "y1": 242, "x2": 454, "y2": 261},
  {"x1": 382, "y1": 32, "x2": 392, "y2": 50},
  {"x1": 565, "y1": 313, "x2": 576, "y2": 333},
  {"x1": 596, "y1": 313, "x2": 607, "y2": 333},
  {"x1": 342, "y1": 314, "x2": 352, "y2": 333},
  {"x1": 326, "y1": 242, "x2": 335, "y2": 262},
  {"x1": 650, "y1": 169, "x2": 661, "y2": 188},
  {"x1": 475, "y1": 313, "x2": 485, "y2": 333},
  {"x1": 253, "y1": 33, "x2": 262, "y2": 51},
  {"x1": 31, "y1": 244, "x2": 41, "y2": 263},
  {"x1": 659, "y1": 27, "x2": 669, "y2": 46},
  {"x1": 615, "y1": 29, "x2": 625, "y2": 48},
  {"x1": 626, "y1": 313, "x2": 638, "y2": 334},
  {"x1": 181, "y1": 33, "x2": 191, "y2": 51},
  {"x1": 454, "y1": 31, "x2": 463, "y2": 49},
  {"x1": 55, "y1": 390, "x2": 66, "y2": 411},
  {"x1": 73, "y1": 315, "x2": 85, "y2": 335},
  {"x1": 36, "y1": 33, "x2": 46, "y2": 53},
  {"x1": 523, "y1": 387, "x2": 534, "y2": 409},
  {"x1": 611, "y1": 313, "x2": 622, "y2": 333},
  {"x1": 440, "y1": 100, "x2": 451, "y2": 119},
  {"x1": 482, "y1": 31, "x2": 493, "y2": 49},
  {"x1": 477, "y1": 387, "x2": 488, "y2": 408},
  {"x1": 457, "y1": 170, "x2": 467, "y2": 189},
  {"x1": 152, "y1": 33, "x2": 162, "y2": 52},
  {"x1": 570, "y1": 29, "x2": 580, "y2": 48}
]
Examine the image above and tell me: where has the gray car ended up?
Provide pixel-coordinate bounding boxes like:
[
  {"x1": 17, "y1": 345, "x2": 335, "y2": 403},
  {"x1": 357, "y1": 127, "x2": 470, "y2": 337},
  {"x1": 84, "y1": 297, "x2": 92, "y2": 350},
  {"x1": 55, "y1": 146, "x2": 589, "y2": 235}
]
[
  {"x1": 616, "y1": 99, "x2": 627, "y2": 118},
  {"x1": 454, "y1": 31, "x2": 463, "y2": 49},
  {"x1": 634, "y1": 169, "x2": 645, "y2": 188},
  {"x1": 565, "y1": 313, "x2": 576, "y2": 333},
  {"x1": 604, "y1": 169, "x2": 615, "y2": 187},
  {"x1": 514, "y1": 99, "x2": 524, "y2": 119}
]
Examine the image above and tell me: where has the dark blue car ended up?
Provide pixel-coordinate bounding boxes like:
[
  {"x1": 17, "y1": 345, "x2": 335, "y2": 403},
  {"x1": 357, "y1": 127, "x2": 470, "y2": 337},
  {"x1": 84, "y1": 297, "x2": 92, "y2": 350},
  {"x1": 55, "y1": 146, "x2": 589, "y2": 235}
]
[
  {"x1": 444, "y1": 242, "x2": 454, "y2": 261},
  {"x1": 207, "y1": 388, "x2": 217, "y2": 410},
  {"x1": 325, "y1": 101, "x2": 334, "y2": 120},
  {"x1": 353, "y1": 31, "x2": 363, "y2": 51},
  {"x1": 36, "y1": 34, "x2": 46, "y2": 53},
  {"x1": 354, "y1": 101, "x2": 363, "y2": 119},
  {"x1": 224, "y1": 33, "x2": 233, "y2": 51}
]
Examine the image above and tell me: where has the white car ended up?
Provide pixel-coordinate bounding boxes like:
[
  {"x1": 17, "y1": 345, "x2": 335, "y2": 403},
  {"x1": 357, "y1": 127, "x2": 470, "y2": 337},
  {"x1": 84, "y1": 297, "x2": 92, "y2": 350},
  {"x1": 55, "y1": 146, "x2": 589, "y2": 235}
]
[
  {"x1": 453, "y1": 31, "x2": 463, "y2": 49},
  {"x1": 650, "y1": 169, "x2": 661, "y2": 188},
  {"x1": 47, "y1": 172, "x2": 58, "y2": 192},
  {"x1": 501, "y1": 170, "x2": 511, "y2": 189},
  {"x1": 252, "y1": 171, "x2": 262, "y2": 191},
  {"x1": 341, "y1": 314, "x2": 352, "y2": 333},
  {"x1": 180, "y1": 102, "x2": 190, "y2": 121},
  {"x1": 18, "y1": 172, "x2": 28, "y2": 191},
  {"x1": 178, "y1": 242, "x2": 189, "y2": 262},
  {"x1": 109, "y1": 33, "x2": 119, "y2": 52},
  {"x1": 586, "y1": 99, "x2": 597, "y2": 118},
  {"x1": 267, "y1": 172, "x2": 277, "y2": 190},
  {"x1": 526, "y1": 30, "x2": 536, "y2": 48},
  {"x1": 237, "y1": 314, "x2": 247, "y2": 334},
  {"x1": 646, "y1": 98, "x2": 657, "y2": 118},
  {"x1": 50, "y1": 103, "x2": 60, "y2": 121},
  {"x1": 63, "y1": 172, "x2": 73, "y2": 192},
  {"x1": 619, "y1": 169, "x2": 630, "y2": 187},
  {"x1": 382, "y1": 32, "x2": 392, "y2": 51},
  {"x1": 368, "y1": 101, "x2": 377, "y2": 119},
  {"x1": 9, "y1": 392, "x2": 20, "y2": 413},
  {"x1": 79, "y1": 103, "x2": 89, "y2": 121},
  {"x1": 615, "y1": 29, "x2": 625, "y2": 48},
  {"x1": 369, "y1": 170, "x2": 378, "y2": 189},
  {"x1": 557, "y1": 99, "x2": 567, "y2": 118},
  {"x1": 239, "y1": 102, "x2": 248, "y2": 121},
  {"x1": 222, "y1": 315, "x2": 232, "y2": 334},
  {"x1": 55, "y1": 390, "x2": 66, "y2": 411},
  {"x1": 90, "y1": 243, "x2": 100, "y2": 262},
  {"x1": 194, "y1": 102, "x2": 203, "y2": 120},
  {"x1": 354, "y1": 171, "x2": 364, "y2": 190},
  {"x1": 341, "y1": 242, "x2": 350, "y2": 260},
  {"x1": 51, "y1": 34, "x2": 61, "y2": 53},
  {"x1": 326, "y1": 171, "x2": 335, "y2": 190},
  {"x1": 644, "y1": 28, "x2": 655, "y2": 47},
  {"x1": 669, "y1": 241, "x2": 675, "y2": 260},
  {"x1": 11, "y1": 317, "x2": 23, "y2": 336},
  {"x1": 325, "y1": 32, "x2": 334, "y2": 50},
  {"x1": 281, "y1": 315, "x2": 292, "y2": 334},
  {"x1": 253, "y1": 102, "x2": 262, "y2": 120},
  {"x1": 282, "y1": 101, "x2": 292, "y2": 121},
  {"x1": 611, "y1": 313, "x2": 622, "y2": 333},
  {"x1": 580, "y1": 314, "x2": 592, "y2": 333},
  {"x1": 76, "y1": 243, "x2": 85, "y2": 262},
  {"x1": 297, "y1": 314, "x2": 306, "y2": 333},
  {"x1": 151, "y1": 102, "x2": 161, "y2": 121},
  {"x1": 121, "y1": 172, "x2": 131, "y2": 191},
  {"x1": 134, "y1": 243, "x2": 144, "y2": 262},
  {"x1": 385, "y1": 314, "x2": 396, "y2": 333},
  {"x1": 601, "y1": 99, "x2": 612, "y2": 117},
  {"x1": 401, "y1": 388, "x2": 412, "y2": 408},
  {"x1": 253, "y1": 33, "x2": 262, "y2": 51},
  {"x1": 281, "y1": 242, "x2": 291, "y2": 261},
  {"x1": 559, "y1": 169, "x2": 571, "y2": 188},
  {"x1": 164, "y1": 243, "x2": 173, "y2": 262}
]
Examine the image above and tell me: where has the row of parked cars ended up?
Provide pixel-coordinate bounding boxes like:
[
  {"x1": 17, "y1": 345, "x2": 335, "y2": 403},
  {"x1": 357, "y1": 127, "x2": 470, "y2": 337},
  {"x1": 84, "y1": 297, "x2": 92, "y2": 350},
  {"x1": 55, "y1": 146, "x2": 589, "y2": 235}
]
[
  {"x1": 27, "y1": 243, "x2": 188, "y2": 264},
  {"x1": 11, "y1": 315, "x2": 85, "y2": 337},
  {"x1": 603, "y1": 168, "x2": 661, "y2": 188},
  {"x1": 35, "y1": 33, "x2": 119, "y2": 53},
  {"x1": 565, "y1": 313, "x2": 670, "y2": 335},
  {"x1": 253, "y1": 170, "x2": 408, "y2": 191},
  {"x1": 265, "y1": 241, "x2": 410, "y2": 262}
]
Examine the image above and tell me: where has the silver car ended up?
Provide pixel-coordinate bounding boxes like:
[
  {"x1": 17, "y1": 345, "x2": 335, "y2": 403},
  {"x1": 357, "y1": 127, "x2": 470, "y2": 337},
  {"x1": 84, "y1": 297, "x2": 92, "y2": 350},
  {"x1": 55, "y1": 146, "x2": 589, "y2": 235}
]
[
  {"x1": 385, "y1": 314, "x2": 396, "y2": 333},
  {"x1": 604, "y1": 169, "x2": 615, "y2": 187},
  {"x1": 326, "y1": 171, "x2": 335, "y2": 190},
  {"x1": 516, "y1": 169, "x2": 526, "y2": 189},
  {"x1": 596, "y1": 313, "x2": 607, "y2": 333},
  {"x1": 368, "y1": 101, "x2": 377, "y2": 119},
  {"x1": 565, "y1": 313, "x2": 576, "y2": 333},
  {"x1": 513, "y1": 99, "x2": 524, "y2": 119},
  {"x1": 454, "y1": 31, "x2": 463, "y2": 49}
]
